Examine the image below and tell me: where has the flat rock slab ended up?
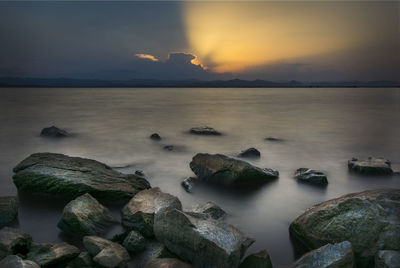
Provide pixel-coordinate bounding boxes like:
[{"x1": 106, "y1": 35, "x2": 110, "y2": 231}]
[
  {"x1": 239, "y1": 250, "x2": 273, "y2": 268},
  {"x1": 58, "y1": 193, "x2": 114, "y2": 237},
  {"x1": 0, "y1": 227, "x2": 32, "y2": 260},
  {"x1": 190, "y1": 153, "x2": 279, "y2": 186},
  {"x1": 0, "y1": 255, "x2": 39, "y2": 268},
  {"x1": 154, "y1": 208, "x2": 254, "y2": 268},
  {"x1": 189, "y1": 126, "x2": 221, "y2": 135},
  {"x1": 13, "y1": 153, "x2": 151, "y2": 201},
  {"x1": 348, "y1": 157, "x2": 393, "y2": 174},
  {"x1": 0, "y1": 196, "x2": 18, "y2": 228},
  {"x1": 27, "y1": 242, "x2": 79, "y2": 268},
  {"x1": 122, "y1": 187, "x2": 182, "y2": 237},
  {"x1": 291, "y1": 241, "x2": 354, "y2": 268},
  {"x1": 290, "y1": 189, "x2": 400, "y2": 267},
  {"x1": 375, "y1": 250, "x2": 400, "y2": 268},
  {"x1": 144, "y1": 258, "x2": 194, "y2": 268},
  {"x1": 294, "y1": 168, "x2": 328, "y2": 185}
]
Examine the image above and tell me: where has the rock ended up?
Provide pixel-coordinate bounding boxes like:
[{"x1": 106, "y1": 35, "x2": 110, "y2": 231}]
[
  {"x1": 291, "y1": 241, "x2": 354, "y2": 268},
  {"x1": 0, "y1": 227, "x2": 32, "y2": 260},
  {"x1": 13, "y1": 153, "x2": 151, "y2": 201},
  {"x1": 122, "y1": 187, "x2": 182, "y2": 237},
  {"x1": 163, "y1": 145, "x2": 175, "y2": 151},
  {"x1": 154, "y1": 208, "x2": 255, "y2": 268},
  {"x1": 237, "y1": 148, "x2": 261, "y2": 158},
  {"x1": 189, "y1": 126, "x2": 221, "y2": 135},
  {"x1": 0, "y1": 255, "x2": 39, "y2": 268},
  {"x1": 131, "y1": 240, "x2": 176, "y2": 267},
  {"x1": 27, "y1": 242, "x2": 79, "y2": 268},
  {"x1": 190, "y1": 153, "x2": 279, "y2": 186},
  {"x1": 122, "y1": 230, "x2": 145, "y2": 253},
  {"x1": 92, "y1": 243, "x2": 130, "y2": 268},
  {"x1": 58, "y1": 193, "x2": 114, "y2": 237},
  {"x1": 265, "y1": 137, "x2": 283, "y2": 142},
  {"x1": 40, "y1": 126, "x2": 68, "y2": 137},
  {"x1": 181, "y1": 177, "x2": 197, "y2": 193},
  {"x1": 66, "y1": 252, "x2": 93, "y2": 268},
  {"x1": 144, "y1": 258, "x2": 194, "y2": 268},
  {"x1": 239, "y1": 250, "x2": 272, "y2": 268},
  {"x1": 375, "y1": 250, "x2": 400, "y2": 268},
  {"x1": 83, "y1": 236, "x2": 114, "y2": 256},
  {"x1": 289, "y1": 189, "x2": 400, "y2": 267},
  {"x1": 294, "y1": 168, "x2": 328, "y2": 185},
  {"x1": 191, "y1": 202, "x2": 226, "y2": 220},
  {"x1": 348, "y1": 157, "x2": 393, "y2": 174},
  {"x1": 149, "y1": 133, "x2": 161, "y2": 141},
  {"x1": 0, "y1": 196, "x2": 18, "y2": 227},
  {"x1": 135, "y1": 170, "x2": 145, "y2": 177}
]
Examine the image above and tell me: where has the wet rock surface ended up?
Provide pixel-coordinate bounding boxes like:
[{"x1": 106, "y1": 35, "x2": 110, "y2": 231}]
[
  {"x1": 122, "y1": 230, "x2": 145, "y2": 253},
  {"x1": 181, "y1": 177, "x2": 197, "y2": 193},
  {"x1": 191, "y1": 201, "x2": 226, "y2": 220},
  {"x1": 0, "y1": 255, "x2": 39, "y2": 268},
  {"x1": 144, "y1": 258, "x2": 194, "y2": 268},
  {"x1": 237, "y1": 148, "x2": 261, "y2": 158},
  {"x1": 26, "y1": 242, "x2": 79, "y2": 268},
  {"x1": 348, "y1": 157, "x2": 393, "y2": 174},
  {"x1": 83, "y1": 236, "x2": 129, "y2": 268},
  {"x1": 0, "y1": 227, "x2": 32, "y2": 260},
  {"x1": 189, "y1": 126, "x2": 221, "y2": 135},
  {"x1": 0, "y1": 197, "x2": 18, "y2": 228},
  {"x1": 40, "y1": 126, "x2": 69, "y2": 137},
  {"x1": 375, "y1": 250, "x2": 400, "y2": 268},
  {"x1": 66, "y1": 251, "x2": 93, "y2": 268},
  {"x1": 239, "y1": 250, "x2": 273, "y2": 268},
  {"x1": 294, "y1": 168, "x2": 328, "y2": 185}
]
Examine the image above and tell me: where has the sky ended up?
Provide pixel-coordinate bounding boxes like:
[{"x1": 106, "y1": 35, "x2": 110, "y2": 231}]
[{"x1": 0, "y1": 1, "x2": 399, "y2": 81}]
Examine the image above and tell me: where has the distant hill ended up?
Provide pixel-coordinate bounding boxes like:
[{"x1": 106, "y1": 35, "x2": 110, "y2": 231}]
[{"x1": 0, "y1": 77, "x2": 398, "y2": 88}]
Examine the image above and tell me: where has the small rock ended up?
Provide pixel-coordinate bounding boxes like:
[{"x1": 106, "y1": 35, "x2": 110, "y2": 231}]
[
  {"x1": 291, "y1": 241, "x2": 354, "y2": 268},
  {"x1": 144, "y1": 258, "x2": 194, "y2": 268},
  {"x1": 163, "y1": 145, "x2": 175, "y2": 151},
  {"x1": 40, "y1": 126, "x2": 68, "y2": 137},
  {"x1": 121, "y1": 187, "x2": 182, "y2": 237},
  {"x1": 181, "y1": 177, "x2": 197, "y2": 193},
  {"x1": 348, "y1": 157, "x2": 393, "y2": 174},
  {"x1": 375, "y1": 250, "x2": 400, "y2": 268},
  {"x1": 238, "y1": 148, "x2": 261, "y2": 158},
  {"x1": 189, "y1": 126, "x2": 221, "y2": 135},
  {"x1": 122, "y1": 230, "x2": 145, "y2": 253},
  {"x1": 191, "y1": 202, "x2": 226, "y2": 220},
  {"x1": 27, "y1": 242, "x2": 79, "y2": 268},
  {"x1": 265, "y1": 137, "x2": 283, "y2": 142},
  {"x1": 0, "y1": 255, "x2": 39, "y2": 268},
  {"x1": 0, "y1": 196, "x2": 18, "y2": 228},
  {"x1": 294, "y1": 168, "x2": 328, "y2": 185},
  {"x1": 58, "y1": 193, "x2": 114, "y2": 237},
  {"x1": 239, "y1": 250, "x2": 272, "y2": 268},
  {"x1": 83, "y1": 236, "x2": 114, "y2": 256},
  {"x1": 66, "y1": 252, "x2": 93, "y2": 268},
  {"x1": 149, "y1": 133, "x2": 161, "y2": 141},
  {"x1": 92, "y1": 243, "x2": 130, "y2": 268},
  {"x1": 0, "y1": 227, "x2": 32, "y2": 260}
]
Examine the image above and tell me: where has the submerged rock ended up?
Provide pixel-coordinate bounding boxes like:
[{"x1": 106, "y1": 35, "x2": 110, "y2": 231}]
[
  {"x1": 190, "y1": 153, "x2": 279, "y2": 186},
  {"x1": 13, "y1": 153, "x2": 151, "y2": 201},
  {"x1": 239, "y1": 250, "x2": 273, "y2": 268},
  {"x1": 191, "y1": 202, "x2": 226, "y2": 220},
  {"x1": 289, "y1": 189, "x2": 400, "y2": 267},
  {"x1": 294, "y1": 168, "x2": 328, "y2": 185},
  {"x1": 40, "y1": 126, "x2": 68, "y2": 137},
  {"x1": 348, "y1": 157, "x2": 393, "y2": 174},
  {"x1": 122, "y1": 230, "x2": 145, "y2": 253},
  {"x1": 0, "y1": 255, "x2": 39, "y2": 268},
  {"x1": 0, "y1": 227, "x2": 32, "y2": 260},
  {"x1": 265, "y1": 137, "x2": 283, "y2": 142},
  {"x1": 149, "y1": 133, "x2": 161, "y2": 141},
  {"x1": 163, "y1": 145, "x2": 175, "y2": 151},
  {"x1": 375, "y1": 250, "x2": 400, "y2": 268},
  {"x1": 83, "y1": 236, "x2": 129, "y2": 268},
  {"x1": 27, "y1": 242, "x2": 79, "y2": 268},
  {"x1": 144, "y1": 258, "x2": 193, "y2": 268},
  {"x1": 181, "y1": 177, "x2": 197, "y2": 193},
  {"x1": 291, "y1": 241, "x2": 354, "y2": 268},
  {"x1": 122, "y1": 187, "x2": 182, "y2": 237},
  {"x1": 189, "y1": 126, "x2": 221, "y2": 135},
  {"x1": 237, "y1": 148, "x2": 261, "y2": 158},
  {"x1": 154, "y1": 208, "x2": 255, "y2": 268},
  {"x1": 58, "y1": 193, "x2": 114, "y2": 237},
  {"x1": 0, "y1": 196, "x2": 18, "y2": 228}
]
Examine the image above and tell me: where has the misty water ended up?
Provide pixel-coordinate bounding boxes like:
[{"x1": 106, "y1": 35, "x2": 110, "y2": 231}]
[{"x1": 0, "y1": 87, "x2": 399, "y2": 267}]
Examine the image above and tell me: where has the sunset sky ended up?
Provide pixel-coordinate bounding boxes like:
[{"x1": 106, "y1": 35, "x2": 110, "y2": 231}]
[{"x1": 0, "y1": 1, "x2": 399, "y2": 81}]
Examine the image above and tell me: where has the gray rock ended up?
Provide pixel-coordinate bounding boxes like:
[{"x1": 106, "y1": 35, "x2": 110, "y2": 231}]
[
  {"x1": 190, "y1": 153, "x2": 279, "y2": 186},
  {"x1": 237, "y1": 148, "x2": 261, "y2": 158},
  {"x1": 0, "y1": 196, "x2": 18, "y2": 227},
  {"x1": 121, "y1": 187, "x2": 182, "y2": 237},
  {"x1": 348, "y1": 157, "x2": 393, "y2": 174},
  {"x1": 149, "y1": 133, "x2": 161, "y2": 141},
  {"x1": 265, "y1": 137, "x2": 283, "y2": 142},
  {"x1": 66, "y1": 252, "x2": 93, "y2": 268},
  {"x1": 144, "y1": 258, "x2": 194, "y2": 268},
  {"x1": 130, "y1": 240, "x2": 176, "y2": 267},
  {"x1": 40, "y1": 126, "x2": 68, "y2": 137},
  {"x1": 83, "y1": 236, "x2": 115, "y2": 256},
  {"x1": 191, "y1": 202, "x2": 226, "y2": 220},
  {"x1": 154, "y1": 208, "x2": 254, "y2": 268},
  {"x1": 294, "y1": 168, "x2": 328, "y2": 185},
  {"x1": 239, "y1": 250, "x2": 273, "y2": 268},
  {"x1": 122, "y1": 230, "x2": 145, "y2": 253},
  {"x1": 26, "y1": 242, "x2": 79, "y2": 268},
  {"x1": 290, "y1": 189, "x2": 400, "y2": 267},
  {"x1": 58, "y1": 193, "x2": 114, "y2": 237},
  {"x1": 0, "y1": 227, "x2": 32, "y2": 260},
  {"x1": 0, "y1": 255, "x2": 39, "y2": 268},
  {"x1": 163, "y1": 145, "x2": 175, "y2": 151},
  {"x1": 92, "y1": 243, "x2": 130, "y2": 268},
  {"x1": 375, "y1": 250, "x2": 400, "y2": 268},
  {"x1": 291, "y1": 241, "x2": 354, "y2": 268},
  {"x1": 181, "y1": 177, "x2": 197, "y2": 193},
  {"x1": 13, "y1": 153, "x2": 151, "y2": 201},
  {"x1": 189, "y1": 126, "x2": 221, "y2": 135}
]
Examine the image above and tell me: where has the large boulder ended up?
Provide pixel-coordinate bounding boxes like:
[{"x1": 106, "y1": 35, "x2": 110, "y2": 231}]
[
  {"x1": 144, "y1": 258, "x2": 193, "y2": 268},
  {"x1": 294, "y1": 168, "x2": 328, "y2": 185},
  {"x1": 0, "y1": 227, "x2": 32, "y2": 260},
  {"x1": 58, "y1": 193, "x2": 114, "y2": 237},
  {"x1": 190, "y1": 153, "x2": 279, "y2": 185},
  {"x1": 191, "y1": 202, "x2": 226, "y2": 220},
  {"x1": 289, "y1": 189, "x2": 400, "y2": 267},
  {"x1": 237, "y1": 148, "x2": 261, "y2": 158},
  {"x1": 40, "y1": 126, "x2": 68, "y2": 137},
  {"x1": 375, "y1": 250, "x2": 400, "y2": 268},
  {"x1": 0, "y1": 196, "x2": 18, "y2": 227},
  {"x1": 291, "y1": 241, "x2": 354, "y2": 268},
  {"x1": 189, "y1": 126, "x2": 221, "y2": 135},
  {"x1": 26, "y1": 242, "x2": 79, "y2": 268},
  {"x1": 348, "y1": 157, "x2": 393, "y2": 174},
  {"x1": 154, "y1": 208, "x2": 255, "y2": 268},
  {"x1": 83, "y1": 236, "x2": 129, "y2": 268},
  {"x1": 13, "y1": 153, "x2": 151, "y2": 201},
  {"x1": 239, "y1": 250, "x2": 273, "y2": 268},
  {"x1": 121, "y1": 187, "x2": 182, "y2": 237},
  {"x1": 0, "y1": 255, "x2": 39, "y2": 268}
]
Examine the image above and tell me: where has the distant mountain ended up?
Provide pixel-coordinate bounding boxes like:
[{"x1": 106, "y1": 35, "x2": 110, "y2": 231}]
[{"x1": 0, "y1": 77, "x2": 398, "y2": 88}]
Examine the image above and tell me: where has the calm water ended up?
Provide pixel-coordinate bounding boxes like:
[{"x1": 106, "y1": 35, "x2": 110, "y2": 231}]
[{"x1": 0, "y1": 87, "x2": 399, "y2": 267}]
